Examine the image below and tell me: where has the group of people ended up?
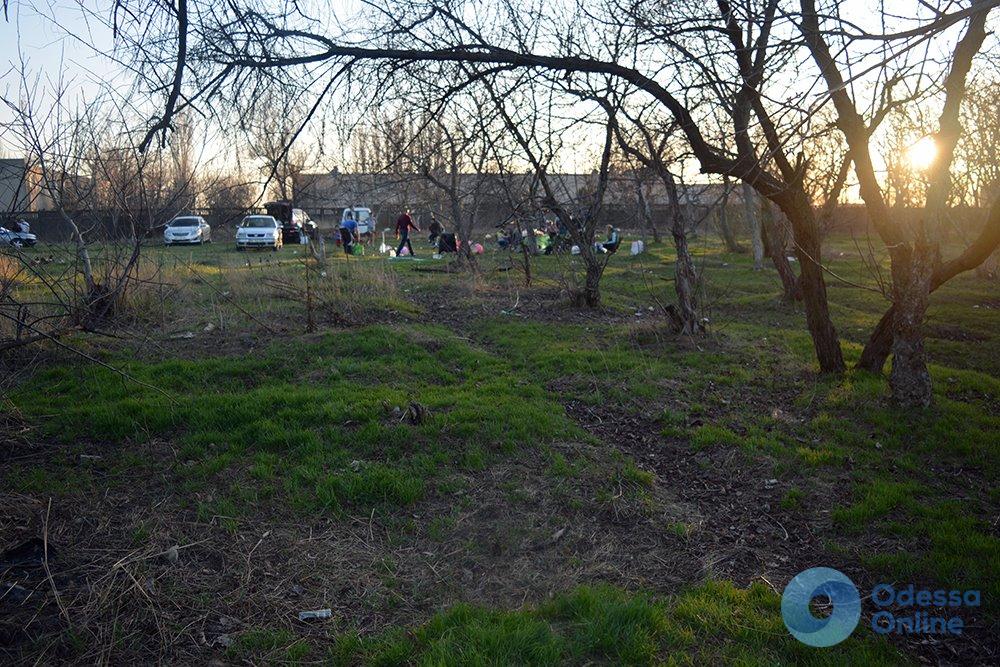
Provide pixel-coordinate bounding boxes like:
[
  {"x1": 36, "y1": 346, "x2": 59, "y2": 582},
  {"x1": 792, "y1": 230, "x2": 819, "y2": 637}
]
[
  {"x1": 336, "y1": 210, "x2": 621, "y2": 259},
  {"x1": 497, "y1": 218, "x2": 620, "y2": 255},
  {"x1": 336, "y1": 209, "x2": 448, "y2": 258}
]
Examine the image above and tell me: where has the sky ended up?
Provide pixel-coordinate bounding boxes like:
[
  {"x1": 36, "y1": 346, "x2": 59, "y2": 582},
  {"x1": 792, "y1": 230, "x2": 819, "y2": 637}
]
[
  {"x1": 0, "y1": 1, "x2": 116, "y2": 94},
  {"x1": 1, "y1": 0, "x2": 996, "y2": 197}
]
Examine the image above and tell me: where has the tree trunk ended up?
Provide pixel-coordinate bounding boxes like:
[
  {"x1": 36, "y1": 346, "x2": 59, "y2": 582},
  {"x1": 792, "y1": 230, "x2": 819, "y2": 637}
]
[
  {"x1": 637, "y1": 178, "x2": 660, "y2": 243},
  {"x1": 452, "y1": 197, "x2": 474, "y2": 265},
  {"x1": 662, "y1": 171, "x2": 699, "y2": 333},
  {"x1": 760, "y1": 200, "x2": 802, "y2": 302},
  {"x1": 59, "y1": 208, "x2": 95, "y2": 293},
  {"x1": 771, "y1": 190, "x2": 845, "y2": 373},
  {"x1": 857, "y1": 306, "x2": 894, "y2": 373},
  {"x1": 717, "y1": 176, "x2": 743, "y2": 253},
  {"x1": 672, "y1": 223, "x2": 699, "y2": 334},
  {"x1": 888, "y1": 243, "x2": 934, "y2": 407},
  {"x1": 743, "y1": 182, "x2": 764, "y2": 269},
  {"x1": 797, "y1": 234, "x2": 845, "y2": 373},
  {"x1": 515, "y1": 220, "x2": 533, "y2": 287},
  {"x1": 859, "y1": 197, "x2": 1000, "y2": 373},
  {"x1": 583, "y1": 253, "x2": 602, "y2": 307}
]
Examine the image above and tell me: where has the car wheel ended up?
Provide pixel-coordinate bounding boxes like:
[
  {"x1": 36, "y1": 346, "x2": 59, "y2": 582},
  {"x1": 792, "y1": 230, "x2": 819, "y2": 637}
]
[
  {"x1": 237, "y1": 246, "x2": 245, "y2": 252},
  {"x1": 11, "y1": 239, "x2": 24, "y2": 248}
]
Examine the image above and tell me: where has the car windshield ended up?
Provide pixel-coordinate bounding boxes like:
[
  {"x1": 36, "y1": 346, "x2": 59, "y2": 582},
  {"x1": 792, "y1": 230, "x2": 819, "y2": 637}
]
[
  {"x1": 169, "y1": 218, "x2": 200, "y2": 227},
  {"x1": 241, "y1": 217, "x2": 275, "y2": 228}
]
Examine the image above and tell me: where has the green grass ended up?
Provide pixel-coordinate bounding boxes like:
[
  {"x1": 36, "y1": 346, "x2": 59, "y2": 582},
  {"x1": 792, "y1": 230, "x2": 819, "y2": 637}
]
[
  {"x1": 227, "y1": 627, "x2": 310, "y2": 663},
  {"x1": 6, "y1": 324, "x2": 582, "y2": 515},
  {"x1": 4, "y1": 234, "x2": 997, "y2": 662},
  {"x1": 323, "y1": 582, "x2": 904, "y2": 666}
]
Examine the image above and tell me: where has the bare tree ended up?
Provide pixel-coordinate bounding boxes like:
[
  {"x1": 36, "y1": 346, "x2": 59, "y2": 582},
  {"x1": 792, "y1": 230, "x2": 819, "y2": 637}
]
[
  {"x1": 760, "y1": 200, "x2": 804, "y2": 302},
  {"x1": 244, "y1": 102, "x2": 311, "y2": 202},
  {"x1": 99, "y1": 0, "x2": 999, "y2": 397},
  {"x1": 630, "y1": 166, "x2": 662, "y2": 244},
  {"x1": 742, "y1": 182, "x2": 764, "y2": 270},
  {"x1": 800, "y1": 0, "x2": 997, "y2": 405},
  {"x1": 0, "y1": 69, "x2": 189, "y2": 351},
  {"x1": 598, "y1": 101, "x2": 703, "y2": 333},
  {"x1": 392, "y1": 94, "x2": 498, "y2": 263},
  {"x1": 716, "y1": 177, "x2": 744, "y2": 253},
  {"x1": 486, "y1": 77, "x2": 617, "y2": 306},
  {"x1": 202, "y1": 170, "x2": 255, "y2": 211},
  {"x1": 954, "y1": 77, "x2": 1000, "y2": 208}
]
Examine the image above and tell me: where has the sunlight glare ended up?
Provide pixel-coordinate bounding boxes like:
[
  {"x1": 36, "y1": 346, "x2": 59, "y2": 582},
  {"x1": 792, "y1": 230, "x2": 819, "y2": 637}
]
[{"x1": 906, "y1": 136, "x2": 937, "y2": 171}]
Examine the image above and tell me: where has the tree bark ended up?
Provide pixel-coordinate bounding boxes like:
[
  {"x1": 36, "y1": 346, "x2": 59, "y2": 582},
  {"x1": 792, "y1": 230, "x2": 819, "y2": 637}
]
[
  {"x1": 773, "y1": 191, "x2": 845, "y2": 373},
  {"x1": 662, "y1": 171, "x2": 699, "y2": 333},
  {"x1": 743, "y1": 182, "x2": 764, "y2": 269},
  {"x1": 717, "y1": 178, "x2": 743, "y2": 253},
  {"x1": 760, "y1": 200, "x2": 802, "y2": 302},
  {"x1": 637, "y1": 177, "x2": 660, "y2": 243},
  {"x1": 888, "y1": 242, "x2": 934, "y2": 407},
  {"x1": 857, "y1": 306, "x2": 894, "y2": 373},
  {"x1": 582, "y1": 251, "x2": 602, "y2": 307}
]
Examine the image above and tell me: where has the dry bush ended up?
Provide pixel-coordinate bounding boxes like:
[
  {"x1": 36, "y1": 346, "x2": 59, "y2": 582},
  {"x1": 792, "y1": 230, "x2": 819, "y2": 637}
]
[{"x1": 215, "y1": 254, "x2": 405, "y2": 330}]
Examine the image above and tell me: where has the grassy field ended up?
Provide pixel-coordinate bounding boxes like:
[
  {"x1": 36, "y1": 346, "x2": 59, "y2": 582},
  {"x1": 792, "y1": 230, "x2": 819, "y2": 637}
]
[{"x1": 1, "y1": 233, "x2": 997, "y2": 664}]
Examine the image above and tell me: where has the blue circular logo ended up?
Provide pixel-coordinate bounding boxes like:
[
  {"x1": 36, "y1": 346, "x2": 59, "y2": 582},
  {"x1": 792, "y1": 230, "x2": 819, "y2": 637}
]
[{"x1": 781, "y1": 567, "x2": 861, "y2": 647}]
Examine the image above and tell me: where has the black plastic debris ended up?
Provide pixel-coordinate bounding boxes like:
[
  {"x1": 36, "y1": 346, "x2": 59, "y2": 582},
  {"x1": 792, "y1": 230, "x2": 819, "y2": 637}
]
[{"x1": 0, "y1": 538, "x2": 50, "y2": 570}]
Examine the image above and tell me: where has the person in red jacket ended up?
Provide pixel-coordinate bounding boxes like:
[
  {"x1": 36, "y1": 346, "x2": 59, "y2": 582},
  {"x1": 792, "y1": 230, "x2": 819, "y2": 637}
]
[{"x1": 395, "y1": 209, "x2": 420, "y2": 257}]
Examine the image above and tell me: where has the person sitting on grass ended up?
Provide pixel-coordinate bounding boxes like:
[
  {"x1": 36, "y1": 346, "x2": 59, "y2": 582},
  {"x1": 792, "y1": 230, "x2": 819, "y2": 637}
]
[
  {"x1": 601, "y1": 225, "x2": 621, "y2": 254},
  {"x1": 340, "y1": 213, "x2": 360, "y2": 256}
]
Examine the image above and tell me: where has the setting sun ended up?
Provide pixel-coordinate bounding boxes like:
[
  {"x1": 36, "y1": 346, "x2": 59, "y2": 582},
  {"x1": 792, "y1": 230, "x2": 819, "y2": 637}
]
[{"x1": 906, "y1": 136, "x2": 938, "y2": 170}]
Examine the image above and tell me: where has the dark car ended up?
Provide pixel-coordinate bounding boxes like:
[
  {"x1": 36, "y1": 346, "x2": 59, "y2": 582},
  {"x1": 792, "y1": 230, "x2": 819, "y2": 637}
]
[{"x1": 264, "y1": 201, "x2": 316, "y2": 244}]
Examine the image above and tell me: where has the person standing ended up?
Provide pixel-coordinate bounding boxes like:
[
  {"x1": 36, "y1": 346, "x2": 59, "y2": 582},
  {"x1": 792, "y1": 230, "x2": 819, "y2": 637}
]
[
  {"x1": 395, "y1": 209, "x2": 420, "y2": 257},
  {"x1": 340, "y1": 213, "x2": 359, "y2": 256},
  {"x1": 427, "y1": 214, "x2": 443, "y2": 247},
  {"x1": 543, "y1": 218, "x2": 558, "y2": 255}
]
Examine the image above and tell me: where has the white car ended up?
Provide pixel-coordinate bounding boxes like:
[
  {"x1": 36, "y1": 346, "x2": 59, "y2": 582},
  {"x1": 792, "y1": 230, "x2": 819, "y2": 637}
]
[
  {"x1": 236, "y1": 215, "x2": 283, "y2": 251},
  {"x1": 0, "y1": 227, "x2": 37, "y2": 248},
  {"x1": 164, "y1": 216, "x2": 211, "y2": 245}
]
